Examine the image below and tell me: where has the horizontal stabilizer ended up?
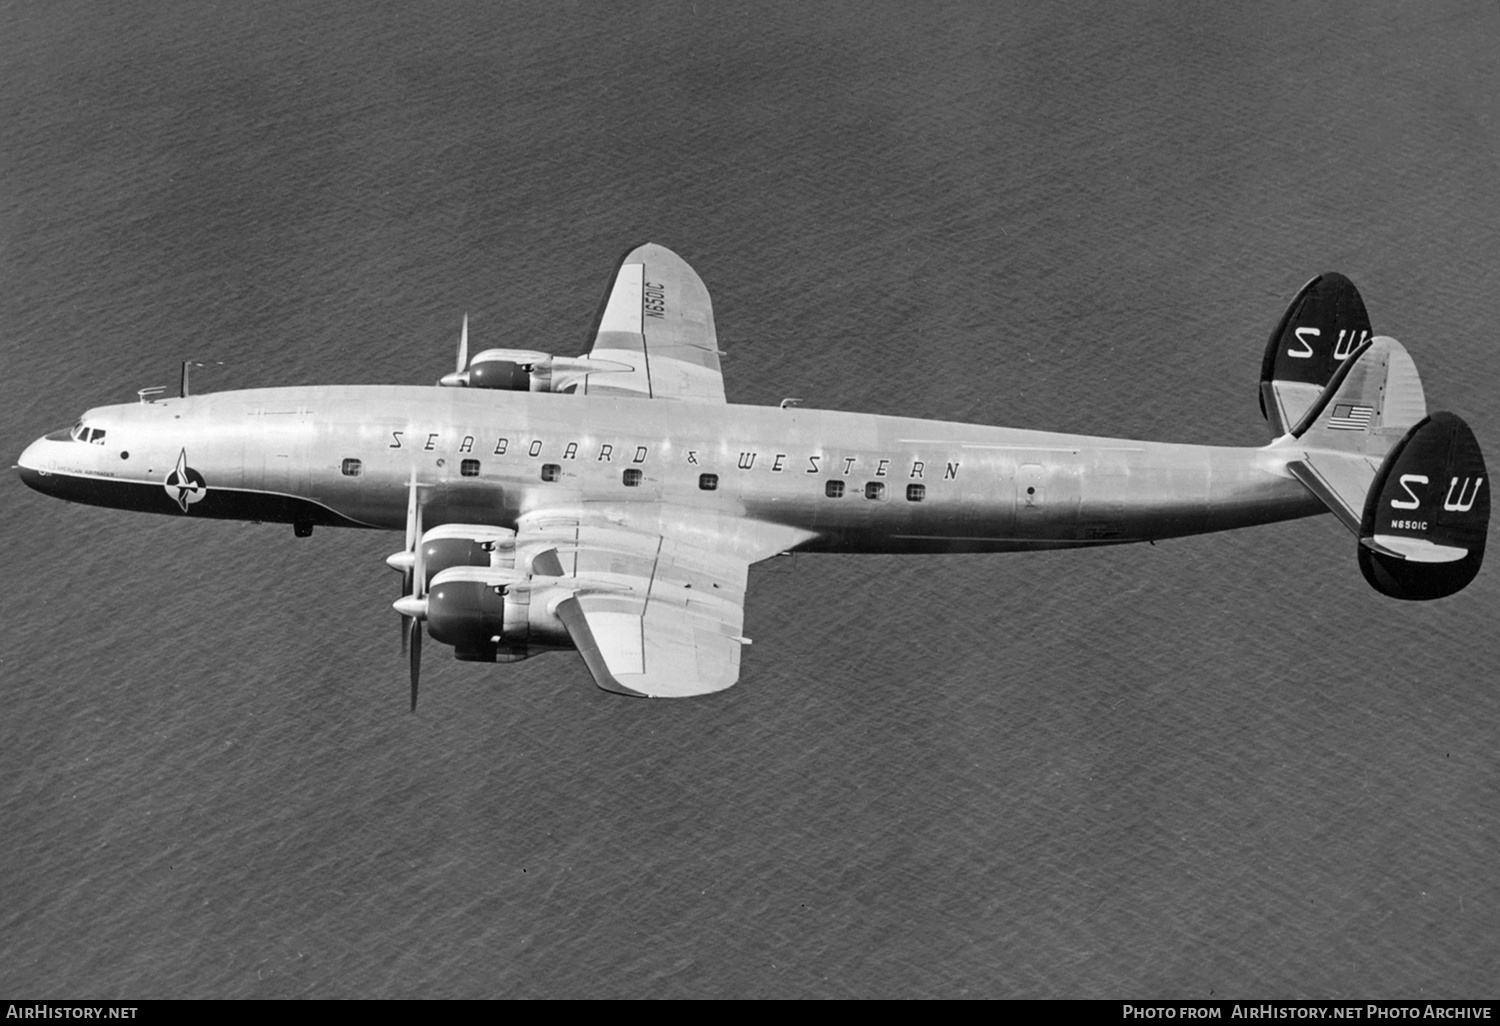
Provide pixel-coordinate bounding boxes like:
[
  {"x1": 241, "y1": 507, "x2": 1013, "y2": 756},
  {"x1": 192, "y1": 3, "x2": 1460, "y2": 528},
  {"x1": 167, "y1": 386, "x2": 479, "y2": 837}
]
[
  {"x1": 1286, "y1": 452, "x2": 1381, "y2": 536},
  {"x1": 1260, "y1": 273, "x2": 1374, "y2": 436},
  {"x1": 1357, "y1": 412, "x2": 1488, "y2": 600}
]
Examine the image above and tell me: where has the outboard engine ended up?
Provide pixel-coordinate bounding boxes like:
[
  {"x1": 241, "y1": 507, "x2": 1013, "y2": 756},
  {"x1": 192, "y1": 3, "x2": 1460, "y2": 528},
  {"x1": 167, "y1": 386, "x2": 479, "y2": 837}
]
[
  {"x1": 441, "y1": 348, "x2": 634, "y2": 393},
  {"x1": 446, "y1": 349, "x2": 552, "y2": 392},
  {"x1": 422, "y1": 567, "x2": 537, "y2": 662},
  {"x1": 433, "y1": 317, "x2": 635, "y2": 393}
]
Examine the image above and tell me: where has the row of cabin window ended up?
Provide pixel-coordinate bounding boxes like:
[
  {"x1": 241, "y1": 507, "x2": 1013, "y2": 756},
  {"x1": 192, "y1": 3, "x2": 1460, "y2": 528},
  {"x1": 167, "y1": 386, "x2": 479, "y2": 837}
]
[
  {"x1": 700, "y1": 474, "x2": 923, "y2": 501},
  {"x1": 341, "y1": 459, "x2": 927, "y2": 501},
  {"x1": 540, "y1": 465, "x2": 645, "y2": 486},
  {"x1": 344, "y1": 458, "x2": 484, "y2": 478}
]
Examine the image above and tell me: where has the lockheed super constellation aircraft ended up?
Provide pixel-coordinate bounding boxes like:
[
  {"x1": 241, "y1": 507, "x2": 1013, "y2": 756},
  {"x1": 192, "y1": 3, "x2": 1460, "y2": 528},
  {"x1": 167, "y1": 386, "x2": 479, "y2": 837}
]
[{"x1": 15, "y1": 244, "x2": 1489, "y2": 707}]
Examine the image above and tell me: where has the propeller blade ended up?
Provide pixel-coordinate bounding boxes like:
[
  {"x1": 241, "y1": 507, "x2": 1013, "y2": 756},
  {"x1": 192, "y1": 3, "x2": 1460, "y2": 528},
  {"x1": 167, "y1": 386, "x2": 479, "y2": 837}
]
[
  {"x1": 409, "y1": 618, "x2": 422, "y2": 711},
  {"x1": 438, "y1": 315, "x2": 471, "y2": 387},
  {"x1": 400, "y1": 558, "x2": 414, "y2": 651},
  {"x1": 398, "y1": 470, "x2": 422, "y2": 658},
  {"x1": 403, "y1": 468, "x2": 419, "y2": 553},
  {"x1": 413, "y1": 504, "x2": 426, "y2": 597}
]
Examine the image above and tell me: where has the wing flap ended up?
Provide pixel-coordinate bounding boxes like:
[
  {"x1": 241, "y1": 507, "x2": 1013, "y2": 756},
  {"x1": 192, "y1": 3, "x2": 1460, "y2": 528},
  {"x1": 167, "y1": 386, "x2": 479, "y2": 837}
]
[
  {"x1": 556, "y1": 593, "x2": 745, "y2": 698},
  {"x1": 583, "y1": 608, "x2": 646, "y2": 676},
  {"x1": 530, "y1": 514, "x2": 757, "y2": 697}
]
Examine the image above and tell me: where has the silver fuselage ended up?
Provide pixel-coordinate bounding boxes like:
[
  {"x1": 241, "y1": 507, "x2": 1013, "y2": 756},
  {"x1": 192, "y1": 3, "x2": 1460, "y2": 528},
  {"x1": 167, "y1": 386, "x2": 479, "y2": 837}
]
[{"x1": 17, "y1": 385, "x2": 1322, "y2": 554}]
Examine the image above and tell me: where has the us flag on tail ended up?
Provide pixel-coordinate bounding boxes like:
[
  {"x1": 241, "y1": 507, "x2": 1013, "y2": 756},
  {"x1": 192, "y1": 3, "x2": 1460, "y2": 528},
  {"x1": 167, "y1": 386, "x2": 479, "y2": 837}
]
[{"x1": 1328, "y1": 402, "x2": 1375, "y2": 431}]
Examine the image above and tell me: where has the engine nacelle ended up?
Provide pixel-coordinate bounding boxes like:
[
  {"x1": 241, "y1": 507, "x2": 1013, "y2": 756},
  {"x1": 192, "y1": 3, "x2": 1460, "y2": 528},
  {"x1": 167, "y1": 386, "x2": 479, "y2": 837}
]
[
  {"x1": 415, "y1": 525, "x2": 516, "y2": 590},
  {"x1": 462, "y1": 349, "x2": 552, "y2": 392},
  {"x1": 439, "y1": 349, "x2": 635, "y2": 393},
  {"x1": 423, "y1": 566, "x2": 537, "y2": 662}
]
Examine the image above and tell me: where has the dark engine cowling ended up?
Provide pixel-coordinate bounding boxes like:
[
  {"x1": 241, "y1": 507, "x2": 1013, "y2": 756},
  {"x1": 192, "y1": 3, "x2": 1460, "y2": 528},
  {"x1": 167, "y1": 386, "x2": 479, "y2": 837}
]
[
  {"x1": 440, "y1": 348, "x2": 632, "y2": 393},
  {"x1": 414, "y1": 525, "x2": 515, "y2": 591},
  {"x1": 466, "y1": 359, "x2": 532, "y2": 391},
  {"x1": 425, "y1": 569, "x2": 531, "y2": 662},
  {"x1": 455, "y1": 348, "x2": 551, "y2": 392}
]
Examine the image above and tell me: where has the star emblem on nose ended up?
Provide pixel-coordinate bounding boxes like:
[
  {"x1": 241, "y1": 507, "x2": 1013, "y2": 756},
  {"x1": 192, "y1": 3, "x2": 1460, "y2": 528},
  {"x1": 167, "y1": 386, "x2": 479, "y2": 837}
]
[{"x1": 163, "y1": 449, "x2": 207, "y2": 513}]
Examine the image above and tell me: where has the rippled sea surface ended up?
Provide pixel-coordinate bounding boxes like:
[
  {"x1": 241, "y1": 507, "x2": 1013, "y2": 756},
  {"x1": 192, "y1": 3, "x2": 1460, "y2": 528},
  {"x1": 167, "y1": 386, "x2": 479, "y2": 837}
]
[{"x1": 3, "y1": 0, "x2": 1498, "y2": 999}]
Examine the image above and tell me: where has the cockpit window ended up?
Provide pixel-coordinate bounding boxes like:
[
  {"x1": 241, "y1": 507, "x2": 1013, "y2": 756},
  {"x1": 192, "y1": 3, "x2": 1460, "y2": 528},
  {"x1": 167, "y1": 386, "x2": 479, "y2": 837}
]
[{"x1": 68, "y1": 422, "x2": 107, "y2": 444}]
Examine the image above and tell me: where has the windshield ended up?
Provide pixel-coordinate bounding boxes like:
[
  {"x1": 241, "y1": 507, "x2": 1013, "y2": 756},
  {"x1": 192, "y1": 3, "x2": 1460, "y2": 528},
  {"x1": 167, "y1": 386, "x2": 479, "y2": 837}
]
[{"x1": 67, "y1": 421, "x2": 106, "y2": 444}]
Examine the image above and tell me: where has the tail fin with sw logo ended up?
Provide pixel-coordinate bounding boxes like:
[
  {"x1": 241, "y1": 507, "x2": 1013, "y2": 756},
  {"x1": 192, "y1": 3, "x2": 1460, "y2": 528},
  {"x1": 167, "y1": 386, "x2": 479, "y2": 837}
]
[
  {"x1": 1357, "y1": 412, "x2": 1488, "y2": 600},
  {"x1": 1259, "y1": 272, "x2": 1374, "y2": 437},
  {"x1": 1275, "y1": 328, "x2": 1487, "y2": 600}
]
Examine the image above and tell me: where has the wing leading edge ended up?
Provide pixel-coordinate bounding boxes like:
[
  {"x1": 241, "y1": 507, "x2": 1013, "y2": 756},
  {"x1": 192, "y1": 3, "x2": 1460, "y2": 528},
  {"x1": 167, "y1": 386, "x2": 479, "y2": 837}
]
[{"x1": 584, "y1": 243, "x2": 726, "y2": 403}]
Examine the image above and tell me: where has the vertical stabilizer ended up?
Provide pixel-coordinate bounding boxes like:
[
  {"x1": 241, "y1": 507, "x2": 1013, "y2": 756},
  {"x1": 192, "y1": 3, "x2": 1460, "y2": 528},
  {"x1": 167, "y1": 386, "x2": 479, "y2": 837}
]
[
  {"x1": 1259, "y1": 273, "x2": 1374, "y2": 436},
  {"x1": 1358, "y1": 412, "x2": 1488, "y2": 600},
  {"x1": 1292, "y1": 335, "x2": 1427, "y2": 455}
]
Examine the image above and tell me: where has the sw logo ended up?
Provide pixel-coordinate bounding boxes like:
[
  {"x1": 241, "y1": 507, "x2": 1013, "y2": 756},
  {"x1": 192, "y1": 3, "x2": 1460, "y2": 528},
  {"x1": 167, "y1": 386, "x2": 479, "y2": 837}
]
[
  {"x1": 1445, "y1": 476, "x2": 1483, "y2": 513},
  {"x1": 163, "y1": 449, "x2": 207, "y2": 513},
  {"x1": 1389, "y1": 473, "x2": 1428, "y2": 510},
  {"x1": 1387, "y1": 474, "x2": 1484, "y2": 513},
  {"x1": 1286, "y1": 326, "x2": 1369, "y2": 360}
]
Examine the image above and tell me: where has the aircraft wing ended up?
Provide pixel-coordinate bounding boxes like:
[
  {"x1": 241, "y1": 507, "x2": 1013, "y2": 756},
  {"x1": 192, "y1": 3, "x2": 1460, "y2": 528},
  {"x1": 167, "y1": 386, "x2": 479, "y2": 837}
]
[
  {"x1": 521, "y1": 511, "x2": 811, "y2": 697},
  {"x1": 582, "y1": 243, "x2": 726, "y2": 403}
]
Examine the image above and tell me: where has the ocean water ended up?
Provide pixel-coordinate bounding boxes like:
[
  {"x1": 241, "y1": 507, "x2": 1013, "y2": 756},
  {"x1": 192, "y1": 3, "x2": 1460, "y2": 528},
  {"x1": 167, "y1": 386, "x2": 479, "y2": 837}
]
[{"x1": 2, "y1": 0, "x2": 1498, "y2": 999}]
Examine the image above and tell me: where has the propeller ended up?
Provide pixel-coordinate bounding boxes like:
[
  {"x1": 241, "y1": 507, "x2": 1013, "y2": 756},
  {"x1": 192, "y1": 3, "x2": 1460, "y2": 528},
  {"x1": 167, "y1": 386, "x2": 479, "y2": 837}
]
[
  {"x1": 386, "y1": 470, "x2": 420, "y2": 650},
  {"x1": 438, "y1": 315, "x2": 470, "y2": 387},
  {"x1": 387, "y1": 471, "x2": 428, "y2": 710},
  {"x1": 390, "y1": 541, "x2": 428, "y2": 710},
  {"x1": 407, "y1": 518, "x2": 426, "y2": 710},
  {"x1": 407, "y1": 609, "x2": 422, "y2": 711}
]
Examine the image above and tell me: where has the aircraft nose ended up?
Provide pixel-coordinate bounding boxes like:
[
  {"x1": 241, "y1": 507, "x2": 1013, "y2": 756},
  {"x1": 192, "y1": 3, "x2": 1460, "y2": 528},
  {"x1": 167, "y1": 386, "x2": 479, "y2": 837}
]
[{"x1": 15, "y1": 435, "x2": 58, "y2": 496}]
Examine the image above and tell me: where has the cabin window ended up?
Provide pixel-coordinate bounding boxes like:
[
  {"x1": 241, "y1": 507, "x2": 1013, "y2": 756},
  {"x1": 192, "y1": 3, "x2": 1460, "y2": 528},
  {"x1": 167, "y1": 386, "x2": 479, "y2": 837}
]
[
  {"x1": 341, "y1": 458, "x2": 362, "y2": 477},
  {"x1": 699, "y1": 473, "x2": 718, "y2": 491},
  {"x1": 906, "y1": 484, "x2": 925, "y2": 502},
  {"x1": 460, "y1": 459, "x2": 480, "y2": 478},
  {"x1": 864, "y1": 482, "x2": 885, "y2": 500},
  {"x1": 824, "y1": 480, "x2": 844, "y2": 499},
  {"x1": 622, "y1": 468, "x2": 642, "y2": 487},
  {"x1": 541, "y1": 463, "x2": 560, "y2": 482}
]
